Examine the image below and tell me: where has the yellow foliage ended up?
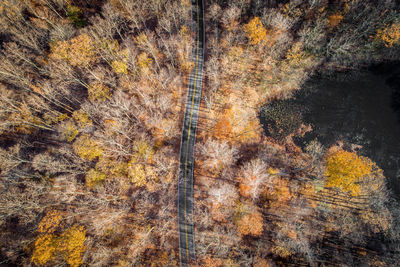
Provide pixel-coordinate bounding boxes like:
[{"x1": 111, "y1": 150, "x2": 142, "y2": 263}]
[
  {"x1": 32, "y1": 225, "x2": 86, "y2": 267},
  {"x1": 374, "y1": 23, "x2": 400, "y2": 47},
  {"x1": 128, "y1": 162, "x2": 158, "y2": 191},
  {"x1": 281, "y1": 3, "x2": 302, "y2": 19},
  {"x1": 50, "y1": 34, "x2": 97, "y2": 66},
  {"x1": 137, "y1": 52, "x2": 152, "y2": 70},
  {"x1": 180, "y1": 25, "x2": 190, "y2": 37},
  {"x1": 100, "y1": 39, "x2": 119, "y2": 55},
  {"x1": 131, "y1": 140, "x2": 155, "y2": 163},
  {"x1": 85, "y1": 168, "x2": 107, "y2": 187},
  {"x1": 111, "y1": 60, "x2": 128, "y2": 74},
  {"x1": 267, "y1": 167, "x2": 280, "y2": 175},
  {"x1": 31, "y1": 234, "x2": 58, "y2": 265},
  {"x1": 72, "y1": 110, "x2": 92, "y2": 128},
  {"x1": 88, "y1": 81, "x2": 111, "y2": 102},
  {"x1": 129, "y1": 164, "x2": 146, "y2": 187},
  {"x1": 134, "y1": 33, "x2": 148, "y2": 46},
  {"x1": 38, "y1": 210, "x2": 63, "y2": 234},
  {"x1": 327, "y1": 13, "x2": 343, "y2": 28},
  {"x1": 181, "y1": 0, "x2": 190, "y2": 7},
  {"x1": 119, "y1": 48, "x2": 130, "y2": 60},
  {"x1": 244, "y1": 17, "x2": 267, "y2": 45},
  {"x1": 58, "y1": 226, "x2": 86, "y2": 267},
  {"x1": 286, "y1": 42, "x2": 307, "y2": 66},
  {"x1": 43, "y1": 112, "x2": 69, "y2": 125},
  {"x1": 325, "y1": 150, "x2": 374, "y2": 196},
  {"x1": 73, "y1": 135, "x2": 103, "y2": 161},
  {"x1": 270, "y1": 244, "x2": 292, "y2": 258},
  {"x1": 96, "y1": 157, "x2": 128, "y2": 177},
  {"x1": 60, "y1": 120, "x2": 79, "y2": 142},
  {"x1": 9, "y1": 104, "x2": 44, "y2": 134}
]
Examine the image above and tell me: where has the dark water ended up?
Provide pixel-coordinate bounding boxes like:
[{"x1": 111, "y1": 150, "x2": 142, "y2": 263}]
[{"x1": 271, "y1": 65, "x2": 400, "y2": 198}]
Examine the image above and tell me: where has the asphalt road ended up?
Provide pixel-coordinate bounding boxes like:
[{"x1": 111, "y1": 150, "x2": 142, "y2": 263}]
[{"x1": 177, "y1": 0, "x2": 204, "y2": 265}]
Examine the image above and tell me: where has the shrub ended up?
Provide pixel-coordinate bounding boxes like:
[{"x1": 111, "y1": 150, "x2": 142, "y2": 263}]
[
  {"x1": 260, "y1": 100, "x2": 303, "y2": 142},
  {"x1": 66, "y1": 5, "x2": 86, "y2": 28}
]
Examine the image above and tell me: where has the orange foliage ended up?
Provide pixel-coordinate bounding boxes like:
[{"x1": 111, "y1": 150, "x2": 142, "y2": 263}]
[
  {"x1": 50, "y1": 34, "x2": 97, "y2": 66},
  {"x1": 38, "y1": 210, "x2": 63, "y2": 234},
  {"x1": 253, "y1": 257, "x2": 274, "y2": 267},
  {"x1": 212, "y1": 107, "x2": 233, "y2": 140},
  {"x1": 236, "y1": 208, "x2": 263, "y2": 237},
  {"x1": 374, "y1": 23, "x2": 400, "y2": 47},
  {"x1": 202, "y1": 256, "x2": 224, "y2": 267},
  {"x1": 268, "y1": 178, "x2": 294, "y2": 210},
  {"x1": 210, "y1": 202, "x2": 227, "y2": 222},
  {"x1": 327, "y1": 13, "x2": 343, "y2": 28}
]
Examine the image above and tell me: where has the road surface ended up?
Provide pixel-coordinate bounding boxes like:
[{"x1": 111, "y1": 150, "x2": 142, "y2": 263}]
[{"x1": 177, "y1": 0, "x2": 204, "y2": 265}]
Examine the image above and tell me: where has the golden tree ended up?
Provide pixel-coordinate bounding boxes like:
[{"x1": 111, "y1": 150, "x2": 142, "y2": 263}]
[
  {"x1": 374, "y1": 22, "x2": 400, "y2": 47},
  {"x1": 38, "y1": 210, "x2": 63, "y2": 234},
  {"x1": 244, "y1": 17, "x2": 267, "y2": 45},
  {"x1": 286, "y1": 42, "x2": 307, "y2": 66},
  {"x1": 58, "y1": 226, "x2": 86, "y2": 267},
  {"x1": 72, "y1": 135, "x2": 103, "y2": 161},
  {"x1": 111, "y1": 60, "x2": 128, "y2": 75},
  {"x1": 325, "y1": 150, "x2": 374, "y2": 196},
  {"x1": 50, "y1": 34, "x2": 97, "y2": 66},
  {"x1": 31, "y1": 234, "x2": 58, "y2": 265},
  {"x1": 137, "y1": 52, "x2": 152, "y2": 71},
  {"x1": 32, "y1": 211, "x2": 86, "y2": 267},
  {"x1": 85, "y1": 168, "x2": 107, "y2": 188},
  {"x1": 88, "y1": 81, "x2": 111, "y2": 102},
  {"x1": 131, "y1": 140, "x2": 155, "y2": 163},
  {"x1": 72, "y1": 110, "x2": 92, "y2": 128}
]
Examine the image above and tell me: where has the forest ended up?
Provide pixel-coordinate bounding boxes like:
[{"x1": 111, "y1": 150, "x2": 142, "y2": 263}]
[{"x1": 1, "y1": 0, "x2": 400, "y2": 266}]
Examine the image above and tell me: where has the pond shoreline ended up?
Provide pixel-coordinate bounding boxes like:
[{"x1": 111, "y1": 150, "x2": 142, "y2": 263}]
[{"x1": 260, "y1": 61, "x2": 400, "y2": 199}]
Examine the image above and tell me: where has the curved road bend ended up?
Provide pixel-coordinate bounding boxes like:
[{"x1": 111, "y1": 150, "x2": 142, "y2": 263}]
[{"x1": 178, "y1": 0, "x2": 204, "y2": 265}]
